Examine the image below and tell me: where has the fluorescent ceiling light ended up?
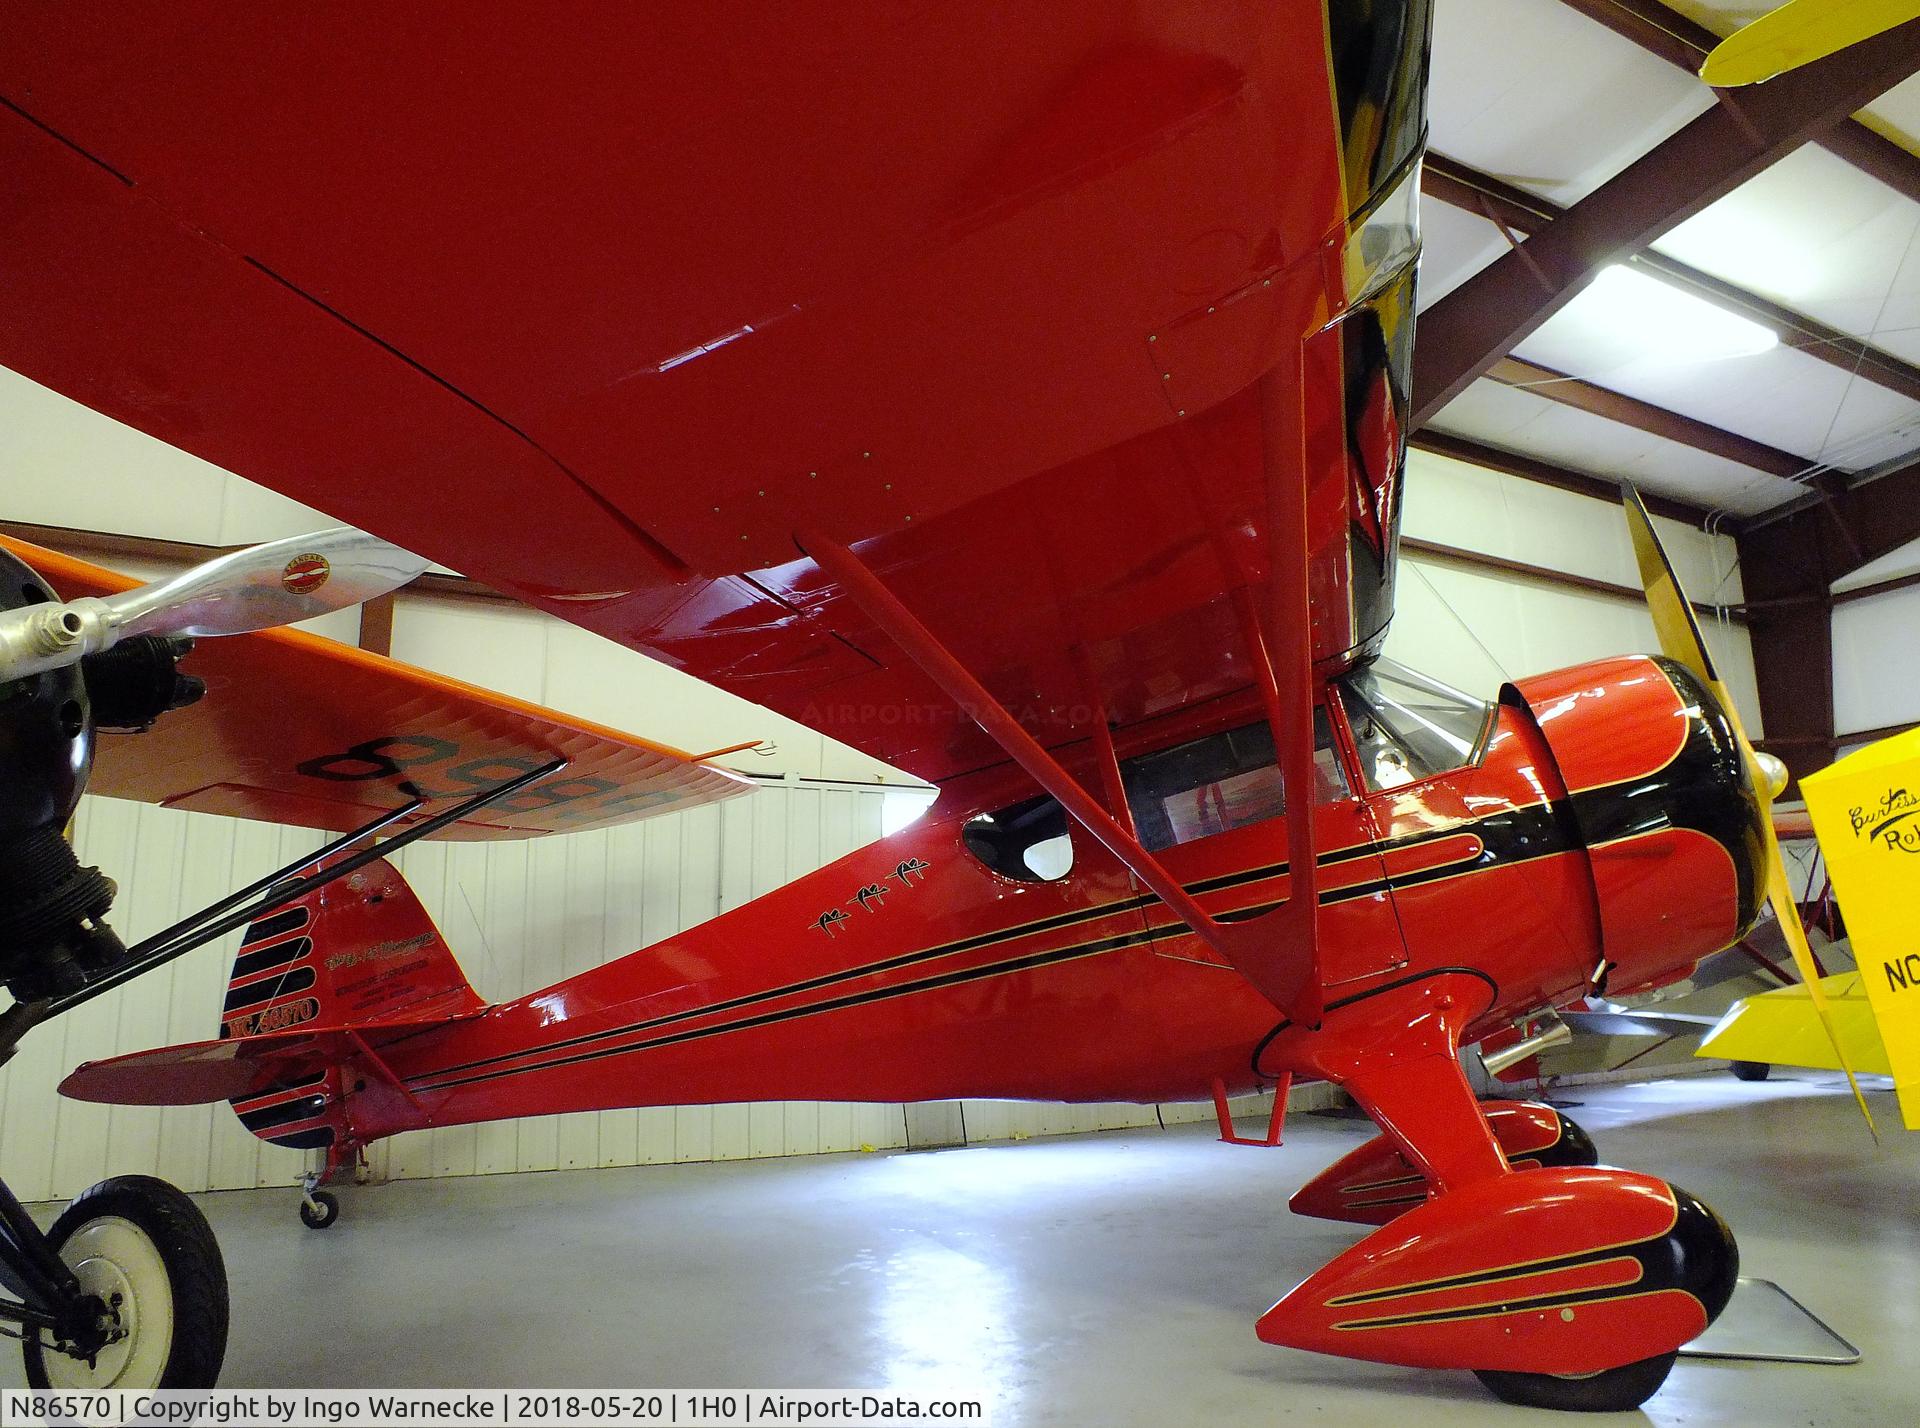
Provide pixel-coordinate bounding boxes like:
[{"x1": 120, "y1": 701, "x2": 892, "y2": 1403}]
[{"x1": 1582, "y1": 265, "x2": 1779, "y2": 365}]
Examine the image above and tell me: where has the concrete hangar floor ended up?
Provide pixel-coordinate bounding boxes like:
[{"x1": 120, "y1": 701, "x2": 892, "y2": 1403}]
[{"x1": 9, "y1": 1074, "x2": 1916, "y2": 1426}]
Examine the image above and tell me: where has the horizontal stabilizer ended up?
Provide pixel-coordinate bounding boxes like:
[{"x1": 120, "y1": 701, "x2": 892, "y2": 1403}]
[
  {"x1": 7, "y1": 538, "x2": 754, "y2": 839},
  {"x1": 59, "y1": 1015, "x2": 469, "y2": 1106}
]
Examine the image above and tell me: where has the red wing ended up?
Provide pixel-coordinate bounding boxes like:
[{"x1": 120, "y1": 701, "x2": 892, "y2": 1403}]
[
  {"x1": 0, "y1": 8, "x2": 1383, "y2": 783},
  {"x1": 11, "y1": 540, "x2": 752, "y2": 839}
]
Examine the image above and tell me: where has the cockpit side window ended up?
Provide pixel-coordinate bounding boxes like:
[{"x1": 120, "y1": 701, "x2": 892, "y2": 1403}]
[
  {"x1": 1121, "y1": 710, "x2": 1348, "y2": 854},
  {"x1": 963, "y1": 793, "x2": 1073, "y2": 882},
  {"x1": 1339, "y1": 657, "x2": 1493, "y2": 792}
]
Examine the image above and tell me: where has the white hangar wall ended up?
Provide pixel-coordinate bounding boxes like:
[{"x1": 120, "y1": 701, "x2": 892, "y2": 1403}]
[
  {"x1": 1391, "y1": 446, "x2": 1758, "y2": 732},
  {"x1": 1, "y1": 370, "x2": 1757, "y2": 1199}
]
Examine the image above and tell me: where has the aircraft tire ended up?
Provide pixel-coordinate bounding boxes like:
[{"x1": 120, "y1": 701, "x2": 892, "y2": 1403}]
[
  {"x1": 299, "y1": 1190, "x2": 339, "y2": 1229},
  {"x1": 1473, "y1": 1351, "x2": 1677, "y2": 1412},
  {"x1": 23, "y1": 1175, "x2": 229, "y2": 1389},
  {"x1": 1730, "y1": 1060, "x2": 1771, "y2": 1082}
]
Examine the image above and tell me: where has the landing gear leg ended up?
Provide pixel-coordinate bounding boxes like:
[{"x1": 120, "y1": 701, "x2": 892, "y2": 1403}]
[{"x1": 1258, "y1": 975, "x2": 1738, "y2": 1411}]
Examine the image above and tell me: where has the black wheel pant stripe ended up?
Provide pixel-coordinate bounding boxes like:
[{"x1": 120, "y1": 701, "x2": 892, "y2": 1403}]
[{"x1": 1327, "y1": 1188, "x2": 1734, "y2": 1331}]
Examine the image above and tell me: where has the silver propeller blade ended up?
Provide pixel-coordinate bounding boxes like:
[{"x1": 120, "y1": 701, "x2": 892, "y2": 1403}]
[{"x1": 0, "y1": 528, "x2": 428, "y2": 681}]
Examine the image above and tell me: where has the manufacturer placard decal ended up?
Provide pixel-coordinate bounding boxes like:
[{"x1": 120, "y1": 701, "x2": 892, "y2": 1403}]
[
  {"x1": 1846, "y1": 786, "x2": 1920, "y2": 854},
  {"x1": 281, "y1": 552, "x2": 332, "y2": 595}
]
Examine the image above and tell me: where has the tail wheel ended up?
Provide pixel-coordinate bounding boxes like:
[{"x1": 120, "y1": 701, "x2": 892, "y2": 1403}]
[
  {"x1": 299, "y1": 1190, "x2": 339, "y2": 1230},
  {"x1": 22, "y1": 1175, "x2": 229, "y2": 1389},
  {"x1": 1475, "y1": 1351, "x2": 1678, "y2": 1412},
  {"x1": 1731, "y1": 1060, "x2": 1771, "y2": 1082}
]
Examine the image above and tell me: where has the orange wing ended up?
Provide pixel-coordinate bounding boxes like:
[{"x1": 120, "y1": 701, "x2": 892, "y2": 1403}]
[{"x1": 13, "y1": 539, "x2": 754, "y2": 840}]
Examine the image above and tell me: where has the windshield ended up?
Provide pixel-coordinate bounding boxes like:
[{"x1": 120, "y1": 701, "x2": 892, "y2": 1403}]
[{"x1": 1338, "y1": 657, "x2": 1492, "y2": 792}]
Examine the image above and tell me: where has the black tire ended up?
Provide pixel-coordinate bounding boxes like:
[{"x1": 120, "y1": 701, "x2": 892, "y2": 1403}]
[
  {"x1": 22, "y1": 1174, "x2": 229, "y2": 1389},
  {"x1": 299, "y1": 1190, "x2": 339, "y2": 1229},
  {"x1": 1475, "y1": 1351, "x2": 1677, "y2": 1412},
  {"x1": 1731, "y1": 1060, "x2": 1771, "y2": 1082}
]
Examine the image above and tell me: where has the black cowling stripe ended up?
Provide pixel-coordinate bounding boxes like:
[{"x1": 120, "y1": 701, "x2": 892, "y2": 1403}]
[{"x1": 1565, "y1": 657, "x2": 1765, "y2": 940}]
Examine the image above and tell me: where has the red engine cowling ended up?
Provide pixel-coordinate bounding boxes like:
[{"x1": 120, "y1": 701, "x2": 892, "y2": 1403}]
[
  {"x1": 1504, "y1": 655, "x2": 1767, "y2": 997},
  {"x1": 1259, "y1": 1167, "x2": 1737, "y2": 1374},
  {"x1": 1290, "y1": 1101, "x2": 1596, "y2": 1225}
]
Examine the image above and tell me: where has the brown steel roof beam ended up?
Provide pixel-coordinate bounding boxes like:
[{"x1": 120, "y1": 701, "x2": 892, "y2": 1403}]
[
  {"x1": 1553, "y1": 0, "x2": 1920, "y2": 204},
  {"x1": 1403, "y1": 534, "x2": 1745, "y2": 623},
  {"x1": 1408, "y1": 430, "x2": 1716, "y2": 527},
  {"x1": 1832, "y1": 566, "x2": 1920, "y2": 606},
  {"x1": 1740, "y1": 450, "x2": 1920, "y2": 584},
  {"x1": 357, "y1": 591, "x2": 397, "y2": 656},
  {"x1": 1486, "y1": 355, "x2": 1810, "y2": 480},
  {"x1": 1412, "y1": 18, "x2": 1920, "y2": 427},
  {"x1": 1555, "y1": 0, "x2": 1721, "y2": 70},
  {"x1": 1421, "y1": 155, "x2": 1920, "y2": 404},
  {"x1": 1732, "y1": 454, "x2": 1920, "y2": 788}
]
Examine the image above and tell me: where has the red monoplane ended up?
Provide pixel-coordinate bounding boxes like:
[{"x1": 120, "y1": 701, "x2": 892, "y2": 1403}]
[{"x1": 5, "y1": 1, "x2": 1801, "y2": 1409}]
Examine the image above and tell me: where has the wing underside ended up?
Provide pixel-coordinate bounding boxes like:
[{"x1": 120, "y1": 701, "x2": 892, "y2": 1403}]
[{"x1": 0, "y1": 4, "x2": 1429, "y2": 786}]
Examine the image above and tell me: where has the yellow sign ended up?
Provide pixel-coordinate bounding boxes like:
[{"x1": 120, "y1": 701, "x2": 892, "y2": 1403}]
[{"x1": 1802, "y1": 727, "x2": 1920, "y2": 1130}]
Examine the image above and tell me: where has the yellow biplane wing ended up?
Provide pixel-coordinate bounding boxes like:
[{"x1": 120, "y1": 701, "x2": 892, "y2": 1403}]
[{"x1": 1699, "y1": 972, "x2": 1891, "y2": 1077}]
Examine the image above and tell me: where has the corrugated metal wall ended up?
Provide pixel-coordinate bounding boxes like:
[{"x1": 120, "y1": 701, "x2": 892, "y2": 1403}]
[{"x1": 3, "y1": 785, "x2": 1240, "y2": 1202}]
